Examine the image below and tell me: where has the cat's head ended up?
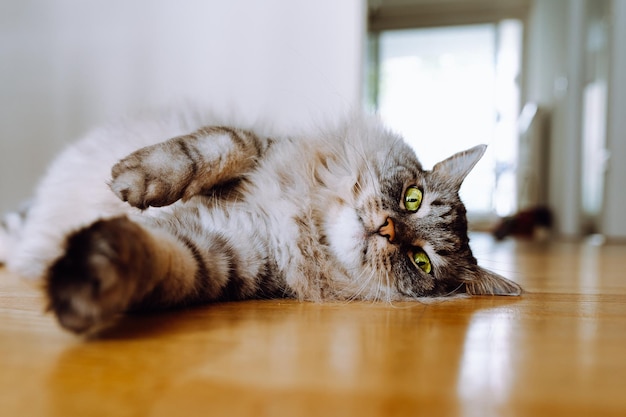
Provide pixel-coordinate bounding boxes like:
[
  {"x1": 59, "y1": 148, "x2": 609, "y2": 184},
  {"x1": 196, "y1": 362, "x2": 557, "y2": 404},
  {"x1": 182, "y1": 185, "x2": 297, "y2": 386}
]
[{"x1": 323, "y1": 116, "x2": 522, "y2": 300}]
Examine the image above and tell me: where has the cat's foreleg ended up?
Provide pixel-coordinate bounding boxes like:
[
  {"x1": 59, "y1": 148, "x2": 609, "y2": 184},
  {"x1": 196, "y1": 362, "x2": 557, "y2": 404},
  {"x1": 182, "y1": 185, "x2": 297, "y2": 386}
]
[
  {"x1": 45, "y1": 215, "x2": 266, "y2": 334},
  {"x1": 45, "y1": 217, "x2": 193, "y2": 333},
  {"x1": 109, "y1": 126, "x2": 271, "y2": 209}
]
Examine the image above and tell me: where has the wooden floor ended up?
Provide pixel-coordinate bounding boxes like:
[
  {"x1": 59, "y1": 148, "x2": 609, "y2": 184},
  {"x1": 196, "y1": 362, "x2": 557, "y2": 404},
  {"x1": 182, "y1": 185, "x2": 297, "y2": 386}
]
[{"x1": 2, "y1": 234, "x2": 626, "y2": 417}]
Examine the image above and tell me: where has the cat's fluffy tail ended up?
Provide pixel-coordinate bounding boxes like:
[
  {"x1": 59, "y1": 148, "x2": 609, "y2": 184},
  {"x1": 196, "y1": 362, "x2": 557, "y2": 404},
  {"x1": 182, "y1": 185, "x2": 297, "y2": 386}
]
[{"x1": 0, "y1": 203, "x2": 29, "y2": 267}]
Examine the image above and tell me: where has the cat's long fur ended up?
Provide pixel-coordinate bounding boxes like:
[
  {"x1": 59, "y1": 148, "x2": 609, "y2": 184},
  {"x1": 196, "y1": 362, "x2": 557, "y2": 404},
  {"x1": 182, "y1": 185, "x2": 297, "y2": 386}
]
[{"x1": 0, "y1": 108, "x2": 522, "y2": 334}]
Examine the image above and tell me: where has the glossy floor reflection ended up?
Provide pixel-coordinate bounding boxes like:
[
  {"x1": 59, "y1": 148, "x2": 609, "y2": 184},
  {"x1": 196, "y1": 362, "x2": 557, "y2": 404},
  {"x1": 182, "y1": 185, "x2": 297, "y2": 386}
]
[{"x1": 1, "y1": 235, "x2": 626, "y2": 416}]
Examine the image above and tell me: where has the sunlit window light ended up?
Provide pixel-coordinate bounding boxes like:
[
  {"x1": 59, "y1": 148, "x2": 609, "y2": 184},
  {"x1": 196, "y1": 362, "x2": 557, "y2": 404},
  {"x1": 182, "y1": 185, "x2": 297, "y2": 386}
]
[{"x1": 370, "y1": 21, "x2": 523, "y2": 221}]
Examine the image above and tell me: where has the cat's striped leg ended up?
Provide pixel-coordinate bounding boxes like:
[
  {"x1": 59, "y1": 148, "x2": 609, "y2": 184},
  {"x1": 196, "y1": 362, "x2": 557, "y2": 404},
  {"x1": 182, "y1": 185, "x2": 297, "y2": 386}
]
[
  {"x1": 109, "y1": 126, "x2": 272, "y2": 209},
  {"x1": 45, "y1": 215, "x2": 274, "y2": 334}
]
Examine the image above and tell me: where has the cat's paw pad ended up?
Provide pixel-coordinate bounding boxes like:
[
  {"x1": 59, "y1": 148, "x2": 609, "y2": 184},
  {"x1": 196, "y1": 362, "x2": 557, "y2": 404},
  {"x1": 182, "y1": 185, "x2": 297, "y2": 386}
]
[
  {"x1": 110, "y1": 159, "x2": 175, "y2": 210},
  {"x1": 46, "y1": 218, "x2": 142, "y2": 334},
  {"x1": 110, "y1": 147, "x2": 193, "y2": 209}
]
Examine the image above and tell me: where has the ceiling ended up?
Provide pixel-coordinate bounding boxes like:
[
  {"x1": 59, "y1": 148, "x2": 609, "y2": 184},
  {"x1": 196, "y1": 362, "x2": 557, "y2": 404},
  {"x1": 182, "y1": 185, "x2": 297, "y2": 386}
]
[{"x1": 368, "y1": 0, "x2": 530, "y2": 31}]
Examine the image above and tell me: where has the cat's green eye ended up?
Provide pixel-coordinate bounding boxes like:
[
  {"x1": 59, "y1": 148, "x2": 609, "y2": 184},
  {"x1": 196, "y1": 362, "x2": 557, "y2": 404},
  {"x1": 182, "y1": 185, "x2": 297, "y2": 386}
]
[
  {"x1": 404, "y1": 186, "x2": 422, "y2": 212},
  {"x1": 411, "y1": 249, "x2": 432, "y2": 274}
]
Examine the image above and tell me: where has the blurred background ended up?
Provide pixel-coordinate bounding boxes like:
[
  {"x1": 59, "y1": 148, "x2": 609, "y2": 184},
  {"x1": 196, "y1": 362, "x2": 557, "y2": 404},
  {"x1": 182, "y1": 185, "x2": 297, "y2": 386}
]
[{"x1": 1, "y1": 0, "x2": 625, "y2": 240}]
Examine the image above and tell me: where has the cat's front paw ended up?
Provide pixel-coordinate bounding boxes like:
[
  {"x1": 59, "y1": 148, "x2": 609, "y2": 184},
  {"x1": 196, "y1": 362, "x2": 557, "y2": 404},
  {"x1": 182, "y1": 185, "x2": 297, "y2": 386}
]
[
  {"x1": 110, "y1": 144, "x2": 194, "y2": 209},
  {"x1": 46, "y1": 218, "x2": 144, "y2": 334}
]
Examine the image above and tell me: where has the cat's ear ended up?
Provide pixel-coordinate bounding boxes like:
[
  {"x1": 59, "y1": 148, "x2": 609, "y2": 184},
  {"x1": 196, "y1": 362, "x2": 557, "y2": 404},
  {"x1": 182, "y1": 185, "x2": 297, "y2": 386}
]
[
  {"x1": 463, "y1": 266, "x2": 523, "y2": 296},
  {"x1": 432, "y1": 144, "x2": 487, "y2": 189}
]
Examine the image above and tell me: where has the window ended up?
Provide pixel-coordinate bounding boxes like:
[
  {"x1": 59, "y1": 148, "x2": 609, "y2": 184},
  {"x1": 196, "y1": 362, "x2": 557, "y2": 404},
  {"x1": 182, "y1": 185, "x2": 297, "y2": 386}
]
[{"x1": 366, "y1": 21, "x2": 523, "y2": 223}]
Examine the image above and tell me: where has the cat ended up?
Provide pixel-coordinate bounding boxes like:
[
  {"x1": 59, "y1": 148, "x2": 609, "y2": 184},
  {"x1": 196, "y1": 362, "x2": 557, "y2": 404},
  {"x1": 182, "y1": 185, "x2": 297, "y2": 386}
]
[{"x1": 0, "y1": 107, "x2": 522, "y2": 334}]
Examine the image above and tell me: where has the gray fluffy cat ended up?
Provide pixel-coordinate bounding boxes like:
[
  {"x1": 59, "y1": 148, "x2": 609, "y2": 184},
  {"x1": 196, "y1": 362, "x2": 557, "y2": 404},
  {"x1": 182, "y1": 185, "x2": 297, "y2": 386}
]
[{"x1": 0, "y1": 108, "x2": 521, "y2": 334}]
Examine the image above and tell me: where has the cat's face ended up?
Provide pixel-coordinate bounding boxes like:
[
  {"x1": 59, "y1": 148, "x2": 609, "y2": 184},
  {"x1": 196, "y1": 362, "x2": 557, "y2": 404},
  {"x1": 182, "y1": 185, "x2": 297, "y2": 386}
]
[{"x1": 324, "y1": 122, "x2": 521, "y2": 300}]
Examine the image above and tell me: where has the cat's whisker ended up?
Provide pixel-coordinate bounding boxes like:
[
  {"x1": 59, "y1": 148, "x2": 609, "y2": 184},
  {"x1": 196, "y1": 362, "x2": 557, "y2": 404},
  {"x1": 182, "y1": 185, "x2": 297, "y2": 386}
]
[
  {"x1": 339, "y1": 134, "x2": 381, "y2": 196},
  {"x1": 442, "y1": 281, "x2": 467, "y2": 298},
  {"x1": 380, "y1": 136, "x2": 410, "y2": 175},
  {"x1": 474, "y1": 259, "x2": 522, "y2": 278},
  {"x1": 372, "y1": 266, "x2": 392, "y2": 304},
  {"x1": 346, "y1": 271, "x2": 372, "y2": 302},
  {"x1": 347, "y1": 267, "x2": 378, "y2": 303},
  {"x1": 384, "y1": 273, "x2": 395, "y2": 304}
]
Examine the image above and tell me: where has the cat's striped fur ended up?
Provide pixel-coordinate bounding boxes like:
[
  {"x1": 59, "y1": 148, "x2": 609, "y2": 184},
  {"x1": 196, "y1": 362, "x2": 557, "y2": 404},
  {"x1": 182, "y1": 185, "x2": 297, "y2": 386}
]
[{"x1": 0, "y1": 109, "x2": 522, "y2": 334}]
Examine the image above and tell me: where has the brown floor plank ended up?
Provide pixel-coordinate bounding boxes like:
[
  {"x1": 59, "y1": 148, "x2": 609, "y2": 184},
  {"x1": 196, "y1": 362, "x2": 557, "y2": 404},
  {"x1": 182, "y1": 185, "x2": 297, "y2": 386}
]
[{"x1": 2, "y1": 235, "x2": 626, "y2": 416}]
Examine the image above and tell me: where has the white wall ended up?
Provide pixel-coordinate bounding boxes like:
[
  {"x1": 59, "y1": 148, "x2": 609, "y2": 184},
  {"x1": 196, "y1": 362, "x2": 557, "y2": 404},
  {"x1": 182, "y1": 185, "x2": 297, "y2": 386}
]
[
  {"x1": 524, "y1": 0, "x2": 626, "y2": 239},
  {"x1": 0, "y1": 0, "x2": 365, "y2": 213},
  {"x1": 524, "y1": 0, "x2": 586, "y2": 237},
  {"x1": 601, "y1": 0, "x2": 626, "y2": 239}
]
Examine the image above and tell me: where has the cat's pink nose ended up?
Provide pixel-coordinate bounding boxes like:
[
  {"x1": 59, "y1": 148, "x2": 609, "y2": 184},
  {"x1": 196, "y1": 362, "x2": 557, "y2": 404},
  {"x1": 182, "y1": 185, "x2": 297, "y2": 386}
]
[{"x1": 378, "y1": 217, "x2": 396, "y2": 243}]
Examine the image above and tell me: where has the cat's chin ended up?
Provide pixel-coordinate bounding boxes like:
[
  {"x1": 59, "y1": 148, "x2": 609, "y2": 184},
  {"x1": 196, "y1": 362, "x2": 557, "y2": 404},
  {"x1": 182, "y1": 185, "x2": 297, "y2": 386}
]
[{"x1": 324, "y1": 205, "x2": 367, "y2": 273}]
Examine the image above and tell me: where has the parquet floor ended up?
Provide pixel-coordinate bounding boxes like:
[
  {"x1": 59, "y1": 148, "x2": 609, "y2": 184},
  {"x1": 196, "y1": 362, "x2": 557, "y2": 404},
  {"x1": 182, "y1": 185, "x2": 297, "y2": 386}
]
[{"x1": 1, "y1": 234, "x2": 626, "y2": 416}]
